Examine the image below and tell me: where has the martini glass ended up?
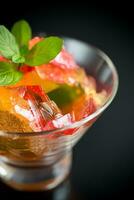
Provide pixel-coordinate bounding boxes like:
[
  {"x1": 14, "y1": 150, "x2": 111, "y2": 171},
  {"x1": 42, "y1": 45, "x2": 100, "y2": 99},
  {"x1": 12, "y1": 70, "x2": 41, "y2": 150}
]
[{"x1": 0, "y1": 37, "x2": 118, "y2": 191}]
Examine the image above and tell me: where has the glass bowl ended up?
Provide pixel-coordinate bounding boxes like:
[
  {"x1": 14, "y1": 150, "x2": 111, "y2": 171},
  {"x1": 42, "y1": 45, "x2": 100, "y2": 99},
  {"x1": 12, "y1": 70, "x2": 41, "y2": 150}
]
[{"x1": 0, "y1": 37, "x2": 118, "y2": 191}]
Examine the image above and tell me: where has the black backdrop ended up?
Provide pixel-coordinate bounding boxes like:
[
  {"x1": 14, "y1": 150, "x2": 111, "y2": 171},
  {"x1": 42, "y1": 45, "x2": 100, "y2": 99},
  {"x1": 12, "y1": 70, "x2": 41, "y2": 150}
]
[{"x1": 0, "y1": 2, "x2": 134, "y2": 199}]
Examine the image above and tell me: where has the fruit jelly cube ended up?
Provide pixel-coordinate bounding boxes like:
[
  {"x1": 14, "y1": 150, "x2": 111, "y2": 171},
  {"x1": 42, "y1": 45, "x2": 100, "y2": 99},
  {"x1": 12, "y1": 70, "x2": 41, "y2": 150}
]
[
  {"x1": 44, "y1": 113, "x2": 74, "y2": 131},
  {"x1": 35, "y1": 64, "x2": 76, "y2": 85},
  {"x1": 14, "y1": 86, "x2": 62, "y2": 132},
  {"x1": 51, "y1": 49, "x2": 78, "y2": 70},
  {"x1": 63, "y1": 95, "x2": 97, "y2": 121}
]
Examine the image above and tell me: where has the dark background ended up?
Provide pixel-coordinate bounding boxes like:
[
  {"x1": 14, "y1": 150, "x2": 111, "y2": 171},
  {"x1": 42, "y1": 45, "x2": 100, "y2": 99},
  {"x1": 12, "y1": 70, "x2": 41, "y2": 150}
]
[{"x1": 0, "y1": 2, "x2": 134, "y2": 199}]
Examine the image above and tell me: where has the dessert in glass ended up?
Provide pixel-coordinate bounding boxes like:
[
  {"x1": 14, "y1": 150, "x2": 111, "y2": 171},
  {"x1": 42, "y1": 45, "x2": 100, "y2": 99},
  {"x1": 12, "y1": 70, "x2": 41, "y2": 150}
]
[{"x1": 0, "y1": 20, "x2": 118, "y2": 191}]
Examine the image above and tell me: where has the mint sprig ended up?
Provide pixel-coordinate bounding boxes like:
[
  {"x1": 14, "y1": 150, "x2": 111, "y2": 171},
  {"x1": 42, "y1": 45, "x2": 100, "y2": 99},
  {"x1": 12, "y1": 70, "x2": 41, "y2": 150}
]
[
  {"x1": 0, "y1": 62, "x2": 23, "y2": 85},
  {"x1": 0, "y1": 20, "x2": 63, "y2": 86}
]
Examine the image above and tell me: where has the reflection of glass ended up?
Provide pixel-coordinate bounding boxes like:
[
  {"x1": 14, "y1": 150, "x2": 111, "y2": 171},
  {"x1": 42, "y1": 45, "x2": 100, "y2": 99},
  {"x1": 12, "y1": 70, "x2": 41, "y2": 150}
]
[{"x1": 0, "y1": 38, "x2": 118, "y2": 191}]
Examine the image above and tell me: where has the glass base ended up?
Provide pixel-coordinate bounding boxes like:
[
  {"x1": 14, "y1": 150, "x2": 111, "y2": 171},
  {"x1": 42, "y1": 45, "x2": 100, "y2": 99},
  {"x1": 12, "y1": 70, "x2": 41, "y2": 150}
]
[{"x1": 0, "y1": 151, "x2": 72, "y2": 191}]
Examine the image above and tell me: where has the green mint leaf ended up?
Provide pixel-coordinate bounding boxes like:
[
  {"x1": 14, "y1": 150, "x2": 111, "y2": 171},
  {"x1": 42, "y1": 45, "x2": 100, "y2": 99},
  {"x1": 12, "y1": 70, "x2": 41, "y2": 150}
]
[
  {"x1": 25, "y1": 36, "x2": 63, "y2": 66},
  {"x1": 0, "y1": 62, "x2": 23, "y2": 85},
  {"x1": 0, "y1": 25, "x2": 20, "y2": 59},
  {"x1": 20, "y1": 45, "x2": 29, "y2": 56},
  {"x1": 12, "y1": 54, "x2": 25, "y2": 63},
  {"x1": 11, "y1": 20, "x2": 32, "y2": 48}
]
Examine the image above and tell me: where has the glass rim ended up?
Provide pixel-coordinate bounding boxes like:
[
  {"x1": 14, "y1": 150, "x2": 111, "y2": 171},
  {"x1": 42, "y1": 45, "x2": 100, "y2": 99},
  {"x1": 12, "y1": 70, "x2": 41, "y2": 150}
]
[{"x1": 0, "y1": 39, "x2": 119, "y2": 137}]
